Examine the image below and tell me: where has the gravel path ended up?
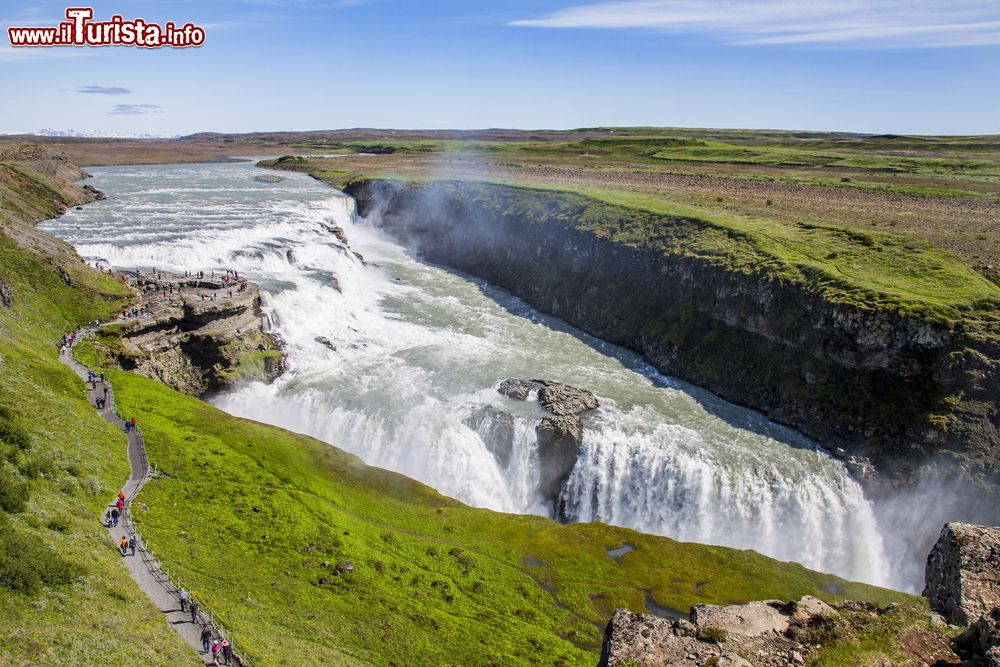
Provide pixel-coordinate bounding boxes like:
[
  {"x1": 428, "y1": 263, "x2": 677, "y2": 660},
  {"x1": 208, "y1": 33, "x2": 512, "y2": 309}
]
[{"x1": 60, "y1": 334, "x2": 241, "y2": 666}]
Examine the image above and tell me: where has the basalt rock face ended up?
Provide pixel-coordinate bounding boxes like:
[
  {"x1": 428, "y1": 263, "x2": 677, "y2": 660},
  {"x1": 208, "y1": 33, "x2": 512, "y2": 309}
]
[
  {"x1": 924, "y1": 522, "x2": 1000, "y2": 625},
  {"x1": 497, "y1": 378, "x2": 599, "y2": 506},
  {"x1": 346, "y1": 178, "x2": 1000, "y2": 489},
  {"x1": 102, "y1": 273, "x2": 284, "y2": 396}
]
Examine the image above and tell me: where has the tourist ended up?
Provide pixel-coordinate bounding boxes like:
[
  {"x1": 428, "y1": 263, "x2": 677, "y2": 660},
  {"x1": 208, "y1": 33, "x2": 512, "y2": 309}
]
[
  {"x1": 128, "y1": 535, "x2": 136, "y2": 556},
  {"x1": 118, "y1": 536, "x2": 128, "y2": 556},
  {"x1": 118, "y1": 490, "x2": 126, "y2": 502},
  {"x1": 110, "y1": 507, "x2": 119, "y2": 527},
  {"x1": 190, "y1": 598, "x2": 200, "y2": 623},
  {"x1": 221, "y1": 638, "x2": 232, "y2": 665},
  {"x1": 211, "y1": 639, "x2": 222, "y2": 664},
  {"x1": 200, "y1": 625, "x2": 212, "y2": 653},
  {"x1": 179, "y1": 588, "x2": 190, "y2": 612},
  {"x1": 131, "y1": 417, "x2": 137, "y2": 431}
]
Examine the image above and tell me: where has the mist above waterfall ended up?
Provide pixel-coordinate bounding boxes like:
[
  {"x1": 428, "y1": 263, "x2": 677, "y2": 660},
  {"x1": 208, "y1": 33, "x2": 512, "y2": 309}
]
[{"x1": 40, "y1": 159, "x2": 967, "y2": 592}]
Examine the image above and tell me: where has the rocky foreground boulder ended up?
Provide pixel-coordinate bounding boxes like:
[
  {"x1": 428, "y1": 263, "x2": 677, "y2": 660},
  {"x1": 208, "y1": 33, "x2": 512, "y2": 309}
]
[
  {"x1": 599, "y1": 597, "x2": 837, "y2": 667},
  {"x1": 0, "y1": 276, "x2": 13, "y2": 307},
  {"x1": 924, "y1": 522, "x2": 1000, "y2": 625},
  {"x1": 497, "y1": 378, "x2": 599, "y2": 504}
]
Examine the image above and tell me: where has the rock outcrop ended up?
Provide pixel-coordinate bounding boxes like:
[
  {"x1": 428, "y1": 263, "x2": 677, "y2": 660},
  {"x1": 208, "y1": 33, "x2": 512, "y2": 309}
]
[
  {"x1": 599, "y1": 597, "x2": 839, "y2": 667},
  {"x1": 924, "y1": 522, "x2": 1000, "y2": 625},
  {"x1": 0, "y1": 276, "x2": 12, "y2": 307},
  {"x1": 497, "y1": 378, "x2": 599, "y2": 505},
  {"x1": 99, "y1": 271, "x2": 284, "y2": 396}
]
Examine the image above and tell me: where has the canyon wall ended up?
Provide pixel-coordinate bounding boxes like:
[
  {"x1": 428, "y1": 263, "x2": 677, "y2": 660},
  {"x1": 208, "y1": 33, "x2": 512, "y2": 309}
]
[{"x1": 345, "y1": 178, "x2": 1000, "y2": 489}]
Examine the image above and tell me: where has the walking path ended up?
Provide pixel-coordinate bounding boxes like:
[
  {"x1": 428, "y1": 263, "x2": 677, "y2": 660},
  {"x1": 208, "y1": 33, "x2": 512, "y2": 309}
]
[{"x1": 60, "y1": 330, "x2": 246, "y2": 666}]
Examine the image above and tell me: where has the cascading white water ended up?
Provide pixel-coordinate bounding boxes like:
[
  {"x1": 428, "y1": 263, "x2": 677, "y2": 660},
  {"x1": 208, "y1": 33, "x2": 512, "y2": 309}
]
[{"x1": 41, "y1": 160, "x2": 901, "y2": 589}]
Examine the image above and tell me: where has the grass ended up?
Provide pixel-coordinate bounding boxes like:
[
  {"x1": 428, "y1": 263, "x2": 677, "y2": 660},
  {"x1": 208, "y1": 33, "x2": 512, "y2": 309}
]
[
  {"x1": 802, "y1": 602, "x2": 954, "y2": 666},
  {"x1": 63, "y1": 354, "x2": 914, "y2": 666},
  {"x1": 0, "y1": 137, "x2": 964, "y2": 665},
  {"x1": 0, "y1": 227, "x2": 195, "y2": 665}
]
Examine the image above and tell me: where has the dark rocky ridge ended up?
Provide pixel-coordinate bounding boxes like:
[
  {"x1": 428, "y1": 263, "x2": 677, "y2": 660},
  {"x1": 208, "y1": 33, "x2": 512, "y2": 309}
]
[{"x1": 345, "y1": 178, "x2": 1000, "y2": 496}]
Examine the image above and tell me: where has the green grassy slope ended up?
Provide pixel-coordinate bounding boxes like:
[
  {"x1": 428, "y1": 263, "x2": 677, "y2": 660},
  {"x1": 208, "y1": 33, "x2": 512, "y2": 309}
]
[
  {"x1": 0, "y1": 229, "x2": 196, "y2": 664},
  {"x1": 66, "y1": 348, "x2": 915, "y2": 666}
]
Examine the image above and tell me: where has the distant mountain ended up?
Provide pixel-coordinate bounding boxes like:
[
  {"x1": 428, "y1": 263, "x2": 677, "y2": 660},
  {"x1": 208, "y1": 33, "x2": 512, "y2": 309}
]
[{"x1": 27, "y1": 128, "x2": 180, "y2": 139}]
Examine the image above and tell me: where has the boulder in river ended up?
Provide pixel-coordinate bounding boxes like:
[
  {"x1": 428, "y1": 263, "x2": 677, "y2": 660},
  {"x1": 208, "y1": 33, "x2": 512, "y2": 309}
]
[
  {"x1": 535, "y1": 380, "x2": 599, "y2": 416},
  {"x1": 315, "y1": 336, "x2": 337, "y2": 352},
  {"x1": 924, "y1": 522, "x2": 1000, "y2": 625},
  {"x1": 497, "y1": 378, "x2": 600, "y2": 505},
  {"x1": 254, "y1": 174, "x2": 284, "y2": 183},
  {"x1": 497, "y1": 378, "x2": 539, "y2": 401}
]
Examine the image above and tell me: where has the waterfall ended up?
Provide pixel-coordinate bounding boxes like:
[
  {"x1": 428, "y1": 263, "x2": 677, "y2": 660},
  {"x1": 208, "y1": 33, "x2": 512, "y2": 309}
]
[{"x1": 40, "y1": 160, "x2": 905, "y2": 590}]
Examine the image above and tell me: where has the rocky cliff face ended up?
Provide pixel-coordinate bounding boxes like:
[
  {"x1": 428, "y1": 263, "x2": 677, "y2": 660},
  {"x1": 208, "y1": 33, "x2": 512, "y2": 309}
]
[
  {"x1": 925, "y1": 522, "x2": 1000, "y2": 625},
  {"x1": 344, "y1": 178, "x2": 1000, "y2": 490},
  {"x1": 98, "y1": 272, "x2": 283, "y2": 396}
]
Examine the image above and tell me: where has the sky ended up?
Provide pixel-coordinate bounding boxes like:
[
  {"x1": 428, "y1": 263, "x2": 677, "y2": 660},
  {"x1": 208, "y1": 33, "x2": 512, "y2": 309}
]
[{"x1": 0, "y1": 0, "x2": 998, "y2": 136}]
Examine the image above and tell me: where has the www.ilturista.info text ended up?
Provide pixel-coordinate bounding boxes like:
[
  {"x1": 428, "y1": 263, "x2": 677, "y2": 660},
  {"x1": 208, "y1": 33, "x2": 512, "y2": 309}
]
[{"x1": 7, "y1": 8, "x2": 205, "y2": 48}]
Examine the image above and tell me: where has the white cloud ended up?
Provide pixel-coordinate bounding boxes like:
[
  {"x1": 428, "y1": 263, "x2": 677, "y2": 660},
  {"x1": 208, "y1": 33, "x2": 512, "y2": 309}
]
[
  {"x1": 510, "y1": 0, "x2": 1000, "y2": 47},
  {"x1": 109, "y1": 104, "x2": 163, "y2": 115},
  {"x1": 78, "y1": 85, "x2": 131, "y2": 95}
]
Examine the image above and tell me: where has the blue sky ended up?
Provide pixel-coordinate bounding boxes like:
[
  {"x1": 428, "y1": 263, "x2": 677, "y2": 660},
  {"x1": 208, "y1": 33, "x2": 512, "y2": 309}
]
[{"x1": 1, "y1": 0, "x2": 997, "y2": 135}]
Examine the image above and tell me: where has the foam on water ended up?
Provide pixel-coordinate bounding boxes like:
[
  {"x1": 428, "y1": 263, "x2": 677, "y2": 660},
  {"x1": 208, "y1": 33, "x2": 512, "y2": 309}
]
[{"x1": 41, "y1": 160, "x2": 901, "y2": 589}]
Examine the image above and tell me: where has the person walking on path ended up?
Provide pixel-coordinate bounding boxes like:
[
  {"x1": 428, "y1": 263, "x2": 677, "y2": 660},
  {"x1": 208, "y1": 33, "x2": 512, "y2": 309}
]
[
  {"x1": 131, "y1": 417, "x2": 137, "y2": 431},
  {"x1": 190, "y1": 598, "x2": 200, "y2": 623},
  {"x1": 200, "y1": 625, "x2": 212, "y2": 653},
  {"x1": 211, "y1": 639, "x2": 222, "y2": 665},
  {"x1": 110, "y1": 507, "x2": 119, "y2": 527},
  {"x1": 118, "y1": 536, "x2": 128, "y2": 557},
  {"x1": 221, "y1": 638, "x2": 232, "y2": 665},
  {"x1": 128, "y1": 534, "x2": 136, "y2": 556},
  {"x1": 179, "y1": 588, "x2": 190, "y2": 613}
]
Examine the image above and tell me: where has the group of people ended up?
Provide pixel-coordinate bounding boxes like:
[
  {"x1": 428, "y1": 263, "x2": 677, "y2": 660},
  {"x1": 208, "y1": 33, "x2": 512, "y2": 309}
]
[
  {"x1": 58, "y1": 330, "x2": 78, "y2": 354},
  {"x1": 104, "y1": 491, "x2": 127, "y2": 527},
  {"x1": 179, "y1": 590, "x2": 234, "y2": 664},
  {"x1": 117, "y1": 534, "x2": 137, "y2": 557},
  {"x1": 201, "y1": 627, "x2": 234, "y2": 665},
  {"x1": 124, "y1": 417, "x2": 138, "y2": 433}
]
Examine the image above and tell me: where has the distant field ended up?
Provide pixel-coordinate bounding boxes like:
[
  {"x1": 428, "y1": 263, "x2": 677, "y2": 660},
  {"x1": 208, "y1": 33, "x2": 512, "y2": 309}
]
[
  {"x1": 11, "y1": 127, "x2": 999, "y2": 323},
  {"x1": 252, "y1": 129, "x2": 1000, "y2": 280}
]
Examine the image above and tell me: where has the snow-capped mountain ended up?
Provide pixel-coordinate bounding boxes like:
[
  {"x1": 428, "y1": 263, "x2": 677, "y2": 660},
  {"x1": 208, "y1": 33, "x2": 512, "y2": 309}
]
[{"x1": 28, "y1": 128, "x2": 179, "y2": 139}]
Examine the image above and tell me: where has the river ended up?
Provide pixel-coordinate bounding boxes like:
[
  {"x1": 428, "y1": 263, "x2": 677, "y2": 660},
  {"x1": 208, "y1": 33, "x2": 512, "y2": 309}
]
[{"x1": 41, "y1": 159, "x2": 903, "y2": 589}]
